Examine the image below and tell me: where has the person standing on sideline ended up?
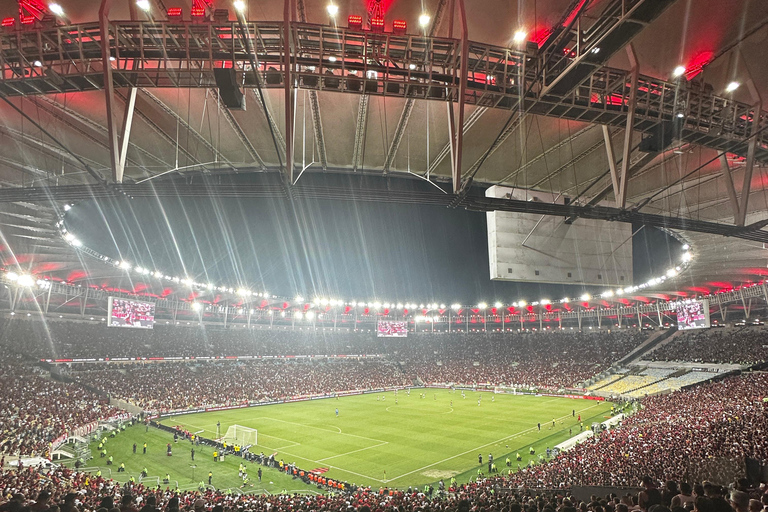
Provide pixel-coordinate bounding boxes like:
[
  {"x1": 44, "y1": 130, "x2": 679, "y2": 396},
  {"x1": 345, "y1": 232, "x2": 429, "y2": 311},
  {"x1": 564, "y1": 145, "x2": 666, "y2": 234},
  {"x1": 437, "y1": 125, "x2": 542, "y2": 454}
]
[
  {"x1": 191, "y1": 448, "x2": 195, "y2": 461},
  {"x1": 335, "y1": 408, "x2": 339, "y2": 417}
]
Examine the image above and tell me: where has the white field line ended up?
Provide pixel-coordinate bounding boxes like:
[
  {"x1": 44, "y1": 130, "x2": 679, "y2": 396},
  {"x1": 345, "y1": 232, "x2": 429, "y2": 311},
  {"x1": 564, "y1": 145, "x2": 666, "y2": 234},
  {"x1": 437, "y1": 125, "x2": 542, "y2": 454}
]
[
  {"x1": 167, "y1": 399, "x2": 606, "y2": 485},
  {"x1": 260, "y1": 417, "x2": 388, "y2": 444},
  {"x1": 386, "y1": 402, "x2": 602, "y2": 483},
  {"x1": 317, "y1": 441, "x2": 389, "y2": 463}
]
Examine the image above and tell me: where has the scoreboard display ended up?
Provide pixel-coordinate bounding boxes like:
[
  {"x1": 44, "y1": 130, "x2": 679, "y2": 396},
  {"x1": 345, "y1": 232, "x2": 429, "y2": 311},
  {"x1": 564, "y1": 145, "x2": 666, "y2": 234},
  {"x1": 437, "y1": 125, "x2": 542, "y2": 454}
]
[
  {"x1": 675, "y1": 299, "x2": 710, "y2": 330},
  {"x1": 377, "y1": 320, "x2": 408, "y2": 337},
  {"x1": 108, "y1": 297, "x2": 156, "y2": 329}
]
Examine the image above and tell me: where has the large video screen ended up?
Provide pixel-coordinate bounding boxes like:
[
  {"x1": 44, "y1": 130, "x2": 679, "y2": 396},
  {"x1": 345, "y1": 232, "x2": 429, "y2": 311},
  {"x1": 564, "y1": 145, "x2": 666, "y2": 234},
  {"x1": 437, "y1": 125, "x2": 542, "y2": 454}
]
[
  {"x1": 675, "y1": 299, "x2": 710, "y2": 330},
  {"x1": 108, "y1": 297, "x2": 156, "y2": 329},
  {"x1": 377, "y1": 320, "x2": 407, "y2": 338}
]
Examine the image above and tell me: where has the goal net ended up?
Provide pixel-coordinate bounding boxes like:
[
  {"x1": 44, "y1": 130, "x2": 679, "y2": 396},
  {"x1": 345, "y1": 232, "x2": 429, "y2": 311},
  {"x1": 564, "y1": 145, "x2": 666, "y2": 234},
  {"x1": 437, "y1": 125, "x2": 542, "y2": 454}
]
[{"x1": 221, "y1": 425, "x2": 257, "y2": 448}]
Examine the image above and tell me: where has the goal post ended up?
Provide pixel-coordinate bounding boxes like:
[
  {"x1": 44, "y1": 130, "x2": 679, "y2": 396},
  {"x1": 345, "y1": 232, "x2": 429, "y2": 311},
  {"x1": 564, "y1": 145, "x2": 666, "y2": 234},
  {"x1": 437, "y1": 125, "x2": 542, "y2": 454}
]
[{"x1": 221, "y1": 425, "x2": 257, "y2": 448}]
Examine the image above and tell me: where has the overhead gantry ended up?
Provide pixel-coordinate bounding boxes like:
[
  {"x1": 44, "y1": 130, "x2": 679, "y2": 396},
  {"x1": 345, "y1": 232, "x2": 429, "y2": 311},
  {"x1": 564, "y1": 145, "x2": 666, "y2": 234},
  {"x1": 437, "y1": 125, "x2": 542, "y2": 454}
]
[{"x1": 0, "y1": 0, "x2": 766, "y2": 200}]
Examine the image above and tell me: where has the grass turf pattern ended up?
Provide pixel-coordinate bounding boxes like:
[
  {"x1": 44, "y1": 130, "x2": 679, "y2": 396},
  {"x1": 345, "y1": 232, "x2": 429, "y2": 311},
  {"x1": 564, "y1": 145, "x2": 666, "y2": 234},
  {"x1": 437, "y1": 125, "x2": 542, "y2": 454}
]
[{"x1": 130, "y1": 389, "x2": 613, "y2": 489}]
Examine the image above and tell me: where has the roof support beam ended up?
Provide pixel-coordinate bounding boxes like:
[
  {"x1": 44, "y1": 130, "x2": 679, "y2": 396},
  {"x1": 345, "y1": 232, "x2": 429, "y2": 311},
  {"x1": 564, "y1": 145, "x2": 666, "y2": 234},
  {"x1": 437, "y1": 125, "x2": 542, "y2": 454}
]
[
  {"x1": 117, "y1": 87, "x2": 137, "y2": 179},
  {"x1": 425, "y1": 106, "x2": 487, "y2": 177},
  {"x1": 35, "y1": 96, "x2": 166, "y2": 167},
  {"x1": 737, "y1": 83, "x2": 762, "y2": 225},
  {"x1": 617, "y1": 44, "x2": 639, "y2": 208},
  {"x1": 383, "y1": 0, "x2": 447, "y2": 174},
  {"x1": 211, "y1": 90, "x2": 266, "y2": 169},
  {"x1": 494, "y1": 124, "x2": 594, "y2": 185},
  {"x1": 719, "y1": 154, "x2": 743, "y2": 223},
  {"x1": 351, "y1": 95, "x2": 370, "y2": 171},
  {"x1": 602, "y1": 125, "x2": 621, "y2": 206},
  {"x1": 383, "y1": 99, "x2": 415, "y2": 174},
  {"x1": 447, "y1": 0, "x2": 469, "y2": 194},
  {"x1": 117, "y1": 91, "x2": 201, "y2": 168},
  {"x1": 0, "y1": 110, "x2": 106, "y2": 184},
  {"x1": 296, "y1": 0, "x2": 327, "y2": 171},
  {"x1": 99, "y1": 0, "x2": 121, "y2": 182},
  {"x1": 140, "y1": 89, "x2": 232, "y2": 168},
  {"x1": 284, "y1": 0, "x2": 296, "y2": 183}
]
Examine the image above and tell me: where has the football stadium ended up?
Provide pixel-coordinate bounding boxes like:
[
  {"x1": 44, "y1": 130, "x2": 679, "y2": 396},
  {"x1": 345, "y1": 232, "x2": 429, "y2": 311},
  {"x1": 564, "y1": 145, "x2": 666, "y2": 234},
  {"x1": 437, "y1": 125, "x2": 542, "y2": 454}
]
[{"x1": 1, "y1": 0, "x2": 768, "y2": 511}]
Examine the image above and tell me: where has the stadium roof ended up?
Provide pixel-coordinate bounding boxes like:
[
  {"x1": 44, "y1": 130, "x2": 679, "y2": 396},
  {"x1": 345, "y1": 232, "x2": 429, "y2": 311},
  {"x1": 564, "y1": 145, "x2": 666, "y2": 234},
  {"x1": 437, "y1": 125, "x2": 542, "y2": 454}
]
[{"x1": 1, "y1": 0, "x2": 768, "y2": 305}]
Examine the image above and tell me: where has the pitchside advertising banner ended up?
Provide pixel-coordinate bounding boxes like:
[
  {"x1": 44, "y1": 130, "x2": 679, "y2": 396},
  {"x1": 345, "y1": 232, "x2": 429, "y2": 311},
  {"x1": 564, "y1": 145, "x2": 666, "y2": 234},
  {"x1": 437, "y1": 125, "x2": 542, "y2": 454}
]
[
  {"x1": 108, "y1": 297, "x2": 156, "y2": 328},
  {"x1": 674, "y1": 299, "x2": 710, "y2": 330},
  {"x1": 377, "y1": 320, "x2": 407, "y2": 337}
]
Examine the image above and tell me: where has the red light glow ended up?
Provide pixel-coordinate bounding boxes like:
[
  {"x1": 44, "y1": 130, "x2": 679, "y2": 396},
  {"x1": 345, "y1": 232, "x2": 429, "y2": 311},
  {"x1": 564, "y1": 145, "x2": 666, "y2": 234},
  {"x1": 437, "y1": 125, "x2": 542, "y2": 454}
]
[
  {"x1": 191, "y1": 7, "x2": 205, "y2": 17},
  {"x1": 392, "y1": 19, "x2": 406, "y2": 34},
  {"x1": 370, "y1": 16, "x2": 384, "y2": 32},
  {"x1": 562, "y1": 0, "x2": 588, "y2": 27},
  {"x1": 348, "y1": 15, "x2": 362, "y2": 29},
  {"x1": 2, "y1": 17, "x2": 15, "y2": 27},
  {"x1": 167, "y1": 7, "x2": 182, "y2": 17},
  {"x1": 20, "y1": 16, "x2": 35, "y2": 25}
]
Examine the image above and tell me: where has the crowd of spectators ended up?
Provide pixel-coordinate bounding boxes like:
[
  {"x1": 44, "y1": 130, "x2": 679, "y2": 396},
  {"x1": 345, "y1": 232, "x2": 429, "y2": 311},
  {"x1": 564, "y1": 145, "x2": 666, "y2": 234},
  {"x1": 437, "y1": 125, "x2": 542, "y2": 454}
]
[
  {"x1": 0, "y1": 320, "x2": 387, "y2": 360},
  {"x1": 68, "y1": 359, "x2": 409, "y2": 413},
  {"x1": 505, "y1": 371, "x2": 768, "y2": 488},
  {"x1": 1, "y1": 441, "x2": 767, "y2": 512},
  {"x1": 0, "y1": 319, "x2": 647, "y2": 369},
  {"x1": 648, "y1": 328, "x2": 768, "y2": 365},
  {"x1": 396, "y1": 331, "x2": 647, "y2": 389},
  {"x1": 0, "y1": 364, "x2": 120, "y2": 457}
]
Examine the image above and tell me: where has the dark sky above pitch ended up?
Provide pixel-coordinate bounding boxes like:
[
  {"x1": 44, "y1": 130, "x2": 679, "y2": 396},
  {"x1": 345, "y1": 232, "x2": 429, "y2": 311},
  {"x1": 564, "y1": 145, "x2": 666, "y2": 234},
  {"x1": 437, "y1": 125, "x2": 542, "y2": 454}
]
[{"x1": 67, "y1": 178, "x2": 680, "y2": 304}]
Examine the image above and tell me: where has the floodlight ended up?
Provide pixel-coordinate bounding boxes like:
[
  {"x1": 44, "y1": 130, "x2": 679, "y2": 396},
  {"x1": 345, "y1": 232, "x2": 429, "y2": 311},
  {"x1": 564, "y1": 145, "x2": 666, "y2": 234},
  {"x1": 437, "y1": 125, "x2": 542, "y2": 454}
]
[
  {"x1": 512, "y1": 30, "x2": 527, "y2": 44},
  {"x1": 136, "y1": 0, "x2": 151, "y2": 12},
  {"x1": 418, "y1": 13, "x2": 430, "y2": 28},
  {"x1": 233, "y1": 0, "x2": 245, "y2": 12},
  {"x1": 726, "y1": 81, "x2": 740, "y2": 92},
  {"x1": 326, "y1": 3, "x2": 338, "y2": 17},
  {"x1": 672, "y1": 65, "x2": 686, "y2": 77},
  {"x1": 49, "y1": 3, "x2": 64, "y2": 16},
  {"x1": 17, "y1": 274, "x2": 35, "y2": 287}
]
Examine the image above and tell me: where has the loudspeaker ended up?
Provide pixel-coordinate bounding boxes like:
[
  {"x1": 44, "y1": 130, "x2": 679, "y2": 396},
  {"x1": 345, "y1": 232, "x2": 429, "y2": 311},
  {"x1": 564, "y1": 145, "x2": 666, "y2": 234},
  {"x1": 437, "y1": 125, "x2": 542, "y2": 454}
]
[
  {"x1": 213, "y1": 68, "x2": 245, "y2": 110},
  {"x1": 639, "y1": 120, "x2": 679, "y2": 153}
]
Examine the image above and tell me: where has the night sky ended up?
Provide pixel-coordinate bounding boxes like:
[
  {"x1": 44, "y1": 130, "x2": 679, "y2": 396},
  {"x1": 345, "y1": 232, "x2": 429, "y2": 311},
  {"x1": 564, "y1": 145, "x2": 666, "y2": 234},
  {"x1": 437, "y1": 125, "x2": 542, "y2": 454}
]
[{"x1": 66, "y1": 175, "x2": 681, "y2": 304}]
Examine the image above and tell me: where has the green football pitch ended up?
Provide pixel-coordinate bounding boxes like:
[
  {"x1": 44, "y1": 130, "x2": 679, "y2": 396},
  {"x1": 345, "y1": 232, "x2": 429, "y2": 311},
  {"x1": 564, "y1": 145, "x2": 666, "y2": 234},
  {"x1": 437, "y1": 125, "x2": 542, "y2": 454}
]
[{"x1": 86, "y1": 389, "x2": 613, "y2": 492}]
